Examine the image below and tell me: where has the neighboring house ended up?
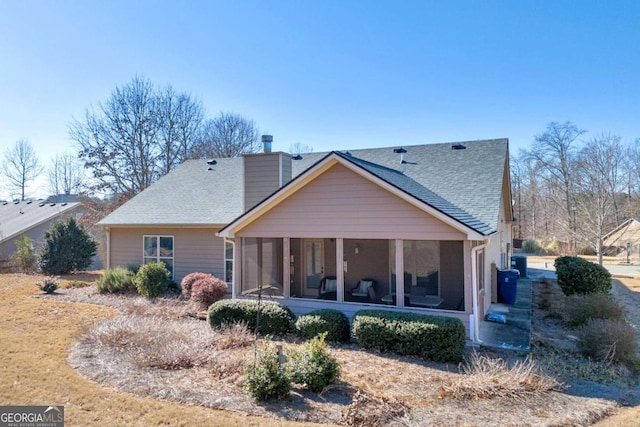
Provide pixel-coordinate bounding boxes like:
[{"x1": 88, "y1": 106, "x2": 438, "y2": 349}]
[
  {"x1": 603, "y1": 218, "x2": 640, "y2": 260},
  {"x1": 0, "y1": 200, "x2": 84, "y2": 268},
  {"x1": 98, "y1": 138, "x2": 513, "y2": 342}
]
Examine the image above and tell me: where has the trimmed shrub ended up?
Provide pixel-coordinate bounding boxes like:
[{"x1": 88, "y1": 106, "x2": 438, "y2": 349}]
[
  {"x1": 96, "y1": 266, "x2": 136, "y2": 293},
  {"x1": 564, "y1": 293, "x2": 624, "y2": 327},
  {"x1": 134, "y1": 262, "x2": 171, "y2": 298},
  {"x1": 554, "y1": 256, "x2": 612, "y2": 296},
  {"x1": 207, "y1": 299, "x2": 295, "y2": 335},
  {"x1": 39, "y1": 217, "x2": 97, "y2": 275},
  {"x1": 244, "y1": 339, "x2": 291, "y2": 400},
  {"x1": 36, "y1": 276, "x2": 59, "y2": 294},
  {"x1": 351, "y1": 309, "x2": 466, "y2": 363},
  {"x1": 181, "y1": 272, "x2": 213, "y2": 299},
  {"x1": 191, "y1": 276, "x2": 228, "y2": 309},
  {"x1": 295, "y1": 309, "x2": 350, "y2": 342},
  {"x1": 287, "y1": 332, "x2": 340, "y2": 392},
  {"x1": 577, "y1": 318, "x2": 637, "y2": 363}
]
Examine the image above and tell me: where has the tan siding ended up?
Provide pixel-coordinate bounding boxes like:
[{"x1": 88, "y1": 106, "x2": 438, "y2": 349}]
[
  {"x1": 244, "y1": 154, "x2": 290, "y2": 210},
  {"x1": 238, "y1": 164, "x2": 465, "y2": 240},
  {"x1": 109, "y1": 227, "x2": 224, "y2": 283}
]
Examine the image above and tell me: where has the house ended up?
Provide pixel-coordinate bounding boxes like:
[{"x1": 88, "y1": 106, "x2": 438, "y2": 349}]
[
  {"x1": 98, "y1": 138, "x2": 513, "y2": 342},
  {"x1": 603, "y1": 218, "x2": 640, "y2": 261},
  {"x1": 0, "y1": 199, "x2": 84, "y2": 268}
]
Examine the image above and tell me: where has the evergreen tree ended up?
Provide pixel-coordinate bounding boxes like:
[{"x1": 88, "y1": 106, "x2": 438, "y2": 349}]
[{"x1": 39, "y1": 217, "x2": 97, "y2": 274}]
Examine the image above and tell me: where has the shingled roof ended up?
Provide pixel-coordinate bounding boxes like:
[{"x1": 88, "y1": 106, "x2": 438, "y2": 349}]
[
  {"x1": 0, "y1": 200, "x2": 83, "y2": 244},
  {"x1": 99, "y1": 138, "x2": 509, "y2": 235}
]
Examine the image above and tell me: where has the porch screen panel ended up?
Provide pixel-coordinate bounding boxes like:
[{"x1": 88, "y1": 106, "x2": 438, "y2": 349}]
[{"x1": 241, "y1": 237, "x2": 283, "y2": 296}]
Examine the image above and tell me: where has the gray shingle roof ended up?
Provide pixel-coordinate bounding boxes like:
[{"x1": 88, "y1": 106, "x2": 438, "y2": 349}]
[
  {"x1": 99, "y1": 138, "x2": 509, "y2": 235},
  {"x1": 0, "y1": 200, "x2": 82, "y2": 244},
  {"x1": 99, "y1": 157, "x2": 243, "y2": 226}
]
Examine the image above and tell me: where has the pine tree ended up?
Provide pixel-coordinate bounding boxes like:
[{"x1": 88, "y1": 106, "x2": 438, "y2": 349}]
[{"x1": 39, "y1": 217, "x2": 97, "y2": 274}]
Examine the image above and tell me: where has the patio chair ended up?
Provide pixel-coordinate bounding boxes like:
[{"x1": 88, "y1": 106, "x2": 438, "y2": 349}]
[
  {"x1": 350, "y1": 278, "x2": 376, "y2": 302},
  {"x1": 319, "y1": 276, "x2": 337, "y2": 300}
]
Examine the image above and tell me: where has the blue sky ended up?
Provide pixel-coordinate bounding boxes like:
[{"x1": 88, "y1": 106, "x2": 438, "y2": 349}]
[{"x1": 1, "y1": 1, "x2": 639, "y2": 199}]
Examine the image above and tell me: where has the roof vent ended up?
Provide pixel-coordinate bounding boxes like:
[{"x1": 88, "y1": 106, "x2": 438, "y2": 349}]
[
  {"x1": 261, "y1": 135, "x2": 273, "y2": 153},
  {"x1": 207, "y1": 159, "x2": 217, "y2": 165},
  {"x1": 13, "y1": 200, "x2": 19, "y2": 204},
  {"x1": 452, "y1": 143, "x2": 466, "y2": 150},
  {"x1": 26, "y1": 200, "x2": 32, "y2": 204},
  {"x1": 50, "y1": 203, "x2": 56, "y2": 206},
  {"x1": 39, "y1": 202, "x2": 45, "y2": 207},
  {"x1": 292, "y1": 154, "x2": 303, "y2": 160},
  {"x1": 393, "y1": 147, "x2": 407, "y2": 163},
  {"x1": 344, "y1": 151, "x2": 352, "y2": 157},
  {"x1": 61, "y1": 202, "x2": 67, "y2": 206}
]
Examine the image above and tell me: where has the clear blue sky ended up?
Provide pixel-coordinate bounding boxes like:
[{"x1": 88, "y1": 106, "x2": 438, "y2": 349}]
[{"x1": 1, "y1": 1, "x2": 639, "y2": 199}]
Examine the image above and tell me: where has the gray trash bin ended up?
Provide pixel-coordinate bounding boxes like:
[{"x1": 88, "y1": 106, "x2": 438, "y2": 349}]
[{"x1": 511, "y1": 255, "x2": 527, "y2": 278}]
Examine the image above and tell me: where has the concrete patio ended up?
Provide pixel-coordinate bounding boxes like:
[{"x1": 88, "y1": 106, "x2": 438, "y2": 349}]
[{"x1": 478, "y1": 273, "x2": 535, "y2": 352}]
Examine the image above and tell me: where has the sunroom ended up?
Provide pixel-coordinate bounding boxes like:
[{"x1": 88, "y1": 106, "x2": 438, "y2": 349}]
[{"x1": 238, "y1": 237, "x2": 465, "y2": 311}]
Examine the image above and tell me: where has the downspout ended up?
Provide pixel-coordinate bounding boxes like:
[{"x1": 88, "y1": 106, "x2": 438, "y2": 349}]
[
  {"x1": 470, "y1": 241, "x2": 488, "y2": 344},
  {"x1": 105, "y1": 227, "x2": 111, "y2": 270}
]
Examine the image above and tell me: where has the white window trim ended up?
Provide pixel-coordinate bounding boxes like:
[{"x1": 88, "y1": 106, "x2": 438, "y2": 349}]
[
  {"x1": 224, "y1": 240, "x2": 234, "y2": 285},
  {"x1": 142, "y1": 235, "x2": 175, "y2": 274}
]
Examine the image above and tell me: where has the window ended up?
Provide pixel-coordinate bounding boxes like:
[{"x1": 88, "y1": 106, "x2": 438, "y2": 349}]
[
  {"x1": 143, "y1": 235, "x2": 174, "y2": 277},
  {"x1": 477, "y1": 249, "x2": 485, "y2": 290},
  {"x1": 225, "y1": 241, "x2": 233, "y2": 284}
]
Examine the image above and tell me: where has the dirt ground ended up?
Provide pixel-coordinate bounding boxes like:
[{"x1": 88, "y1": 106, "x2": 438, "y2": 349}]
[{"x1": 2, "y1": 270, "x2": 638, "y2": 426}]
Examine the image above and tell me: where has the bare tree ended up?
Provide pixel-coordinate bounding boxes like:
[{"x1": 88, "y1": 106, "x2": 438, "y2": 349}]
[
  {"x1": 2, "y1": 139, "x2": 43, "y2": 201},
  {"x1": 156, "y1": 85, "x2": 204, "y2": 174},
  {"x1": 289, "y1": 142, "x2": 313, "y2": 154},
  {"x1": 47, "y1": 152, "x2": 86, "y2": 198},
  {"x1": 575, "y1": 134, "x2": 625, "y2": 264},
  {"x1": 196, "y1": 112, "x2": 260, "y2": 158},
  {"x1": 530, "y1": 121, "x2": 586, "y2": 247},
  {"x1": 70, "y1": 76, "x2": 205, "y2": 197}
]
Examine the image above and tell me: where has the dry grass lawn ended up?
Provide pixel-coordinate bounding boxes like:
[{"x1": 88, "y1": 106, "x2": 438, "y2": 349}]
[
  {"x1": 0, "y1": 273, "x2": 316, "y2": 427},
  {"x1": 0, "y1": 271, "x2": 634, "y2": 426}
]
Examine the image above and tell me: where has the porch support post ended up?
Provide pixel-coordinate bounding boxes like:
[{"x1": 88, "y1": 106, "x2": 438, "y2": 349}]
[
  {"x1": 395, "y1": 239, "x2": 404, "y2": 307},
  {"x1": 464, "y1": 240, "x2": 472, "y2": 312},
  {"x1": 336, "y1": 238, "x2": 344, "y2": 302},
  {"x1": 233, "y1": 237, "x2": 242, "y2": 298},
  {"x1": 283, "y1": 238, "x2": 290, "y2": 298}
]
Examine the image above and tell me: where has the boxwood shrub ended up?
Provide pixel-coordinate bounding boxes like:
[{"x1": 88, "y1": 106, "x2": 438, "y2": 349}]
[
  {"x1": 351, "y1": 309, "x2": 466, "y2": 363},
  {"x1": 554, "y1": 256, "x2": 611, "y2": 296},
  {"x1": 295, "y1": 309, "x2": 350, "y2": 342},
  {"x1": 207, "y1": 299, "x2": 295, "y2": 335}
]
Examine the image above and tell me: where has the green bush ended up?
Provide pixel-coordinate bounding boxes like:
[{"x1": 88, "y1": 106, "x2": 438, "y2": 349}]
[
  {"x1": 564, "y1": 293, "x2": 624, "y2": 327},
  {"x1": 191, "y1": 276, "x2": 228, "y2": 309},
  {"x1": 96, "y1": 266, "x2": 136, "y2": 293},
  {"x1": 577, "y1": 318, "x2": 637, "y2": 363},
  {"x1": 351, "y1": 310, "x2": 466, "y2": 363},
  {"x1": 36, "y1": 276, "x2": 59, "y2": 294},
  {"x1": 244, "y1": 339, "x2": 291, "y2": 400},
  {"x1": 295, "y1": 309, "x2": 350, "y2": 342},
  {"x1": 134, "y1": 262, "x2": 170, "y2": 298},
  {"x1": 554, "y1": 256, "x2": 612, "y2": 296},
  {"x1": 39, "y1": 217, "x2": 97, "y2": 275},
  {"x1": 287, "y1": 333, "x2": 340, "y2": 392},
  {"x1": 13, "y1": 234, "x2": 37, "y2": 273},
  {"x1": 180, "y1": 272, "x2": 212, "y2": 299},
  {"x1": 207, "y1": 299, "x2": 295, "y2": 335}
]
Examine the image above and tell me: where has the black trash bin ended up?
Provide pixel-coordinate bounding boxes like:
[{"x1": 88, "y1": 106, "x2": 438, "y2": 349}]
[
  {"x1": 511, "y1": 255, "x2": 527, "y2": 278},
  {"x1": 497, "y1": 269, "x2": 520, "y2": 305}
]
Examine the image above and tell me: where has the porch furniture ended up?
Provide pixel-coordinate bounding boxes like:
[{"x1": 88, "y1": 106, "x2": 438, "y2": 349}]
[
  {"x1": 318, "y1": 276, "x2": 337, "y2": 300},
  {"x1": 408, "y1": 295, "x2": 444, "y2": 308},
  {"x1": 350, "y1": 278, "x2": 376, "y2": 302}
]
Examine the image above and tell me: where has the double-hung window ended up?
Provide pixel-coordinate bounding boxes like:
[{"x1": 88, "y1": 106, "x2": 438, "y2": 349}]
[{"x1": 143, "y1": 235, "x2": 174, "y2": 277}]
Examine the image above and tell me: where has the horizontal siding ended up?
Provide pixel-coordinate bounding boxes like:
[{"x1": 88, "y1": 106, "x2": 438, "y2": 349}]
[
  {"x1": 244, "y1": 154, "x2": 282, "y2": 210},
  {"x1": 239, "y1": 164, "x2": 465, "y2": 240},
  {"x1": 109, "y1": 227, "x2": 224, "y2": 283}
]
